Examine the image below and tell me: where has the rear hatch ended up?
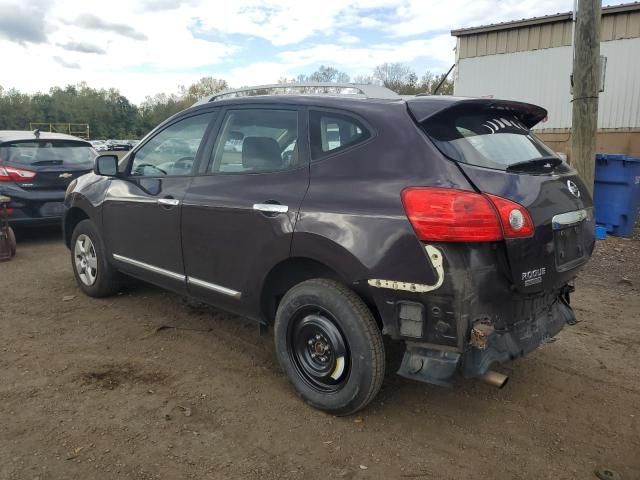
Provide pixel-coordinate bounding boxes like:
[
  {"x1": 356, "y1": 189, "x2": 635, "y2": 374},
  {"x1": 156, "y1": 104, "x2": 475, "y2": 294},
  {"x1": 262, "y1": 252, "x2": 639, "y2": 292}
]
[
  {"x1": 408, "y1": 97, "x2": 595, "y2": 293},
  {"x1": 0, "y1": 139, "x2": 95, "y2": 190}
]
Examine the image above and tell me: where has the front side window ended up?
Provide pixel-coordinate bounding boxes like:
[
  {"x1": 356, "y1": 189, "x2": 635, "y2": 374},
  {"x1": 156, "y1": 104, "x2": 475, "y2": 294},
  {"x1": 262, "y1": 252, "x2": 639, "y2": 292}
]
[
  {"x1": 209, "y1": 109, "x2": 299, "y2": 174},
  {"x1": 130, "y1": 112, "x2": 214, "y2": 177},
  {"x1": 309, "y1": 110, "x2": 370, "y2": 159}
]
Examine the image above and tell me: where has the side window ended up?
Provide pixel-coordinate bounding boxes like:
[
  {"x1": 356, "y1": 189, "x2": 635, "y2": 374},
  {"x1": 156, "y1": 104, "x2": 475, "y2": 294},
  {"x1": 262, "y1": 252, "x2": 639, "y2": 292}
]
[
  {"x1": 309, "y1": 110, "x2": 370, "y2": 159},
  {"x1": 130, "y1": 112, "x2": 214, "y2": 176},
  {"x1": 209, "y1": 109, "x2": 299, "y2": 174}
]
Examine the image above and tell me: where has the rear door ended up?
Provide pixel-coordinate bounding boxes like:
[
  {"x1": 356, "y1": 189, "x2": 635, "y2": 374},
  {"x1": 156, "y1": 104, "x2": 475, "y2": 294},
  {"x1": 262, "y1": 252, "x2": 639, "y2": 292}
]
[
  {"x1": 102, "y1": 111, "x2": 216, "y2": 293},
  {"x1": 411, "y1": 99, "x2": 595, "y2": 293},
  {"x1": 181, "y1": 105, "x2": 309, "y2": 318}
]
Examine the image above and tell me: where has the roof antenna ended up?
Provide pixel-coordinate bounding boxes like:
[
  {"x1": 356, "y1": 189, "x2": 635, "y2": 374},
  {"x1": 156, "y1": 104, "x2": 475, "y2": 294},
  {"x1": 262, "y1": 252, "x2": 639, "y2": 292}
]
[
  {"x1": 33, "y1": 128, "x2": 40, "y2": 139},
  {"x1": 433, "y1": 64, "x2": 456, "y2": 95}
]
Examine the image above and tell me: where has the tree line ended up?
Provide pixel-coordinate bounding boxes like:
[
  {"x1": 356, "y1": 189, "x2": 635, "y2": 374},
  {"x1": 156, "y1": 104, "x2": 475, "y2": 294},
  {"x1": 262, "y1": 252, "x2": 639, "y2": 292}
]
[{"x1": 0, "y1": 63, "x2": 453, "y2": 139}]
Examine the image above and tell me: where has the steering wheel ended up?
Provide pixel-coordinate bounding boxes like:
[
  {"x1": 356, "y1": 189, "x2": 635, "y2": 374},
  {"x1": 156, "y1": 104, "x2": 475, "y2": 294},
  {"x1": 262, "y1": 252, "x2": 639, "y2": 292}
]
[
  {"x1": 173, "y1": 156, "x2": 194, "y2": 170},
  {"x1": 133, "y1": 163, "x2": 167, "y2": 176}
]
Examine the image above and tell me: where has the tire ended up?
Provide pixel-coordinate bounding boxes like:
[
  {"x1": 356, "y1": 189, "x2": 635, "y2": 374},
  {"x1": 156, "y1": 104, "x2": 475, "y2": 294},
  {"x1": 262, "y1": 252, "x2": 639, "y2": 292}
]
[
  {"x1": 274, "y1": 279, "x2": 385, "y2": 416},
  {"x1": 70, "y1": 219, "x2": 121, "y2": 297}
]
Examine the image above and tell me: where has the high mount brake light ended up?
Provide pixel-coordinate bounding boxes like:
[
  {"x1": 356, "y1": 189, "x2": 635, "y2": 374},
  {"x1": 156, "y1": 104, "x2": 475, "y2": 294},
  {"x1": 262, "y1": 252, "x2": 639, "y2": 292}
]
[
  {"x1": 0, "y1": 166, "x2": 37, "y2": 182},
  {"x1": 401, "y1": 187, "x2": 534, "y2": 242}
]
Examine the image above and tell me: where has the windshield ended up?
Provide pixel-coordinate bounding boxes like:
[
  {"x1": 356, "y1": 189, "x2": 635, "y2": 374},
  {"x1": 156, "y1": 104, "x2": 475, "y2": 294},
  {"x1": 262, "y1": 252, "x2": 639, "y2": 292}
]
[
  {"x1": 0, "y1": 140, "x2": 96, "y2": 165},
  {"x1": 422, "y1": 108, "x2": 567, "y2": 172}
]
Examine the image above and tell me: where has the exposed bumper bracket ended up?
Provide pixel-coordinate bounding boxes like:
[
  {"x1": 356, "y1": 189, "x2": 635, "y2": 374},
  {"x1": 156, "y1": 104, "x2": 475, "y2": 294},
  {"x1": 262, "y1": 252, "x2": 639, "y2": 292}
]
[
  {"x1": 462, "y1": 299, "x2": 576, "y2": 378},
  {"x1": 397, "y1": 346, "x2": 460, "y2": 386}
]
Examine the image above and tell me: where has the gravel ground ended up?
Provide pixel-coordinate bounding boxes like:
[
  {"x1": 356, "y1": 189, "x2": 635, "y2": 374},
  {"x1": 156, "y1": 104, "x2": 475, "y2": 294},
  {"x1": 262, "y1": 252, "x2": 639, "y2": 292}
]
[{"x1": 1, "y1": 227, "x2": 638, "y2": 480}]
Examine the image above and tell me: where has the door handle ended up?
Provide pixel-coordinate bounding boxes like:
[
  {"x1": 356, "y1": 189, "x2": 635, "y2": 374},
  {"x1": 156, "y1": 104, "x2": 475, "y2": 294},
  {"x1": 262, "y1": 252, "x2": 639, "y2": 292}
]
[
  {"x1": 253, "y1": 203, "x2": 288, "y2": 214},
  {"x1": 157, "y1": 198, "x2": 180, "y2": 207}
]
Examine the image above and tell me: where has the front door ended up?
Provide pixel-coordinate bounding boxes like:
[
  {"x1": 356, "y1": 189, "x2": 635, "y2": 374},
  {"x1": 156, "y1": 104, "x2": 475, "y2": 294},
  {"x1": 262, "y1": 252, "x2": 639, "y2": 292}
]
[
  {"x1": 181, "y1": 106, "x2": 309, "y2": 318},
  {"x1": 102, "y1": 111, "x2": 216, "y2": 292}
]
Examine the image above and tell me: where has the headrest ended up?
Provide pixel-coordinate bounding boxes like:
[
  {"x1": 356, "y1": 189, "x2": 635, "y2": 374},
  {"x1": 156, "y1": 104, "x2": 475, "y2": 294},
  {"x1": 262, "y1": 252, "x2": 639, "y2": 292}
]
[{"x1": 242, "y1": 137, "x2": 283, "y2": 171}]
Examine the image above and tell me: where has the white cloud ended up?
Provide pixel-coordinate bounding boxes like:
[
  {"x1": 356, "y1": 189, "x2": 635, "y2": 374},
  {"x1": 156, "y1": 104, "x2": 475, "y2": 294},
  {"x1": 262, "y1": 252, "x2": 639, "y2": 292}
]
[
  {"x1": 278, "y1": 34, "x2": 455, "y2": 71},
  {"x1": 337, "y1": 34, "x2": 360, "y2": 44},
  {"x1": 0, "y1": 0, "x2": 613, "y2": 103},
  {"x1": 387, "y1": 0, "x2": 579, "y2": 37},
  {"x1": 223, "y1": 61, "x2": 293, "y2": 87}
]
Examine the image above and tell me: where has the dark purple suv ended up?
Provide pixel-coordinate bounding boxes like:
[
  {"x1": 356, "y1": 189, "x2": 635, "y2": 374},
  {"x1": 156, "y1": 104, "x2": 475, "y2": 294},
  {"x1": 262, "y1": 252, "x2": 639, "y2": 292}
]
[{"x1": 63, "y1": 83, "x2": 595, "y2": 415}]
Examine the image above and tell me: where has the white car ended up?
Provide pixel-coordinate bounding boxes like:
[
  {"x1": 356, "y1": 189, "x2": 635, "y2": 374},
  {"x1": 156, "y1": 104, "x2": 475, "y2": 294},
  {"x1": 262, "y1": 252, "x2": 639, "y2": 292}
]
[{"x1": 90, "y1": 140, "x2": 108, "y2": 152}]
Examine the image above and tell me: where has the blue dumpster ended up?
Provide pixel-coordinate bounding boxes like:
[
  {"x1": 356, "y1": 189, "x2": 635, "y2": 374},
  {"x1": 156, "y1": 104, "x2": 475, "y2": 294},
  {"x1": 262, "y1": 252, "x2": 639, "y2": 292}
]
[{"x1": 593, "y1": 153, "x2": 640, "y2": 237}]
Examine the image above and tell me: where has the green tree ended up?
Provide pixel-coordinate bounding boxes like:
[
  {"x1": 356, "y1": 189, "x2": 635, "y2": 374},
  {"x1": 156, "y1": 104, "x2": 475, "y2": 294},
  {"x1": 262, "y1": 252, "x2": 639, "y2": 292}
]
[
  {"x1": 297, "y1": 65, "x2": 350, "y2": 83},
  {"x1": 179, "y1": 76, "x2": 229, "y2": 104},
  {"x1": 373, "y1": 63, "x2": 415, "y2": 93},
  {"x1": 419, "y1": 71, "x2": 454, "y2": 95}
]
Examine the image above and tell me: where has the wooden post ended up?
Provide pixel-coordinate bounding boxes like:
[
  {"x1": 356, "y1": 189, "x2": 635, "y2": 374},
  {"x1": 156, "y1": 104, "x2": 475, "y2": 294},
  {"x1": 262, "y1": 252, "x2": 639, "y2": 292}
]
[{"x1": 571, "y1": 0, "x2": 601, "y2": 194}]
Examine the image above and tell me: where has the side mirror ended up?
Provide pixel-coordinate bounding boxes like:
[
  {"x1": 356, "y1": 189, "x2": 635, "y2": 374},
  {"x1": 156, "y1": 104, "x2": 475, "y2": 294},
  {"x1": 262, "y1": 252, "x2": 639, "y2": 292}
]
[{"x1": 95, "y1": 155, "x2": 119, "y2": 176}]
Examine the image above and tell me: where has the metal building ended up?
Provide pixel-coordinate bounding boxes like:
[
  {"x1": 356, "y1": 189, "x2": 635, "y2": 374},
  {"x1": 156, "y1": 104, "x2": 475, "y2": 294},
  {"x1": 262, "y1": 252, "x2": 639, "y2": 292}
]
[{"x1": 451, "y1": 2, "x2": 640, "y2": 157}]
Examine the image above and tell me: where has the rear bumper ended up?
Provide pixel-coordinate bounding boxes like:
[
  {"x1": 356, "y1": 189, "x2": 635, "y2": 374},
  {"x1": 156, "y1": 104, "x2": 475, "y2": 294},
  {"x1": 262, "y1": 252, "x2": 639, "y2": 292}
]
[
  {"x1": 7, "y1": 216, "x2": 62, "y2": 227},
  {"x1": 364, "y1": 239, "x2": 587, "y2": 386},
  {"x1": 396, "y1": 292, "x2": 575, "y2": 385},
  {"x1": 461, "y1": 295, "x2": 573, "y2": 378},
  {"x1": 0, "y1": 185, "x2": 65, "y2": 226}
]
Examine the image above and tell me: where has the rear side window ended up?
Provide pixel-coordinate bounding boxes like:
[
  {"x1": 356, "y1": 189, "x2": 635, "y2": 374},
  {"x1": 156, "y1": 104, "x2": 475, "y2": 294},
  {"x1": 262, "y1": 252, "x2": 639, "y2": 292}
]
[
  {"x1": 422, "y1": 108, "x2": 565, "y2": 172},
  {"x1": 309, "y1": 110, "x2": 370, "y2": 159},
  {"x1": 0, "y1": 140, "x2": 96, "y2": 165},
  {"x1": 209, "y1": 109, "x2": 299, "y2": 174}
]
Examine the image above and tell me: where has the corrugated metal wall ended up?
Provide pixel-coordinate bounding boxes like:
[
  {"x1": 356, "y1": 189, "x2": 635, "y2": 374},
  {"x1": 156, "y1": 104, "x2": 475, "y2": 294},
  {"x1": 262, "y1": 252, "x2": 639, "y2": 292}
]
[
  {"x1": 457, "y1": 9, "x2": 640, "y2": 59},
  {"x1": 458, "y1": 21, "x2": 572, "y2": 59},
  {"x1": 601, "y1": 8, "x2": 640, "y2": 41},
  {"x1": 599, "y1": 38, "x2": 640, "y2": 128},
  {"x1": 454, "y1": 37, "x2": 640, "y2": 129}
]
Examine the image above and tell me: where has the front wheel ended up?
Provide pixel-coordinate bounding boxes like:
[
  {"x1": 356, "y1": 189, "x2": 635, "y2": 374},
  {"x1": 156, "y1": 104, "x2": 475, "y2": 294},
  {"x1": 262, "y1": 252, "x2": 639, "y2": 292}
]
[
  {"x1": 70, "y1": 219, "x2": 121, "y2": 297},
  {"x1": 274, "y1": 279, "x2": 385, "y2": 416}
]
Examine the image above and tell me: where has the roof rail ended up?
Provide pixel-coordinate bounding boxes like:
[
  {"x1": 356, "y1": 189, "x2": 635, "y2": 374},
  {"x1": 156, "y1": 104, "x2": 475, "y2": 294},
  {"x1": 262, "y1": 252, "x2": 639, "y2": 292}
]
[{"x1": 193, "y1": 82, "x2": 400, "y2": 105}]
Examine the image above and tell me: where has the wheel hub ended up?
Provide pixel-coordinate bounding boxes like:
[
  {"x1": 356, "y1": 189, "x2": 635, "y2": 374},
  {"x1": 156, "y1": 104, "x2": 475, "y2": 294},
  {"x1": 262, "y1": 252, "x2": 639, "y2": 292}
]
[
  {"x1": 74, "y1": 234, "x2": 98, "y2": 286},
  {"x1": 289, "y1": 310, "x2": 350, "y2": 392},
  {"x1": 310, "y1": 334, "x2": 331, "y2": 359}
]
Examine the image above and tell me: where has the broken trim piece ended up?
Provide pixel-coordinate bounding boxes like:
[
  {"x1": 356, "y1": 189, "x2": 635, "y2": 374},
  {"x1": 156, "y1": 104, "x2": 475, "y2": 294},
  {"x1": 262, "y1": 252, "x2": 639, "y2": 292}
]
[{"x1": 368, "y1": 245, "x2": 444, "y2": 293}]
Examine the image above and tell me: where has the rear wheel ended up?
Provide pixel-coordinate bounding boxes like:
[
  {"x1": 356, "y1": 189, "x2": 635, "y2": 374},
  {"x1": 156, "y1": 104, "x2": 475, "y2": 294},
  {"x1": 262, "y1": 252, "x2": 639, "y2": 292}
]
[
  {"x1": 70, "y1": 219, "x2": 121, "y2": 297},
  {"x1": 274, "y1": 279, "x2": 385, "y2": 416}
]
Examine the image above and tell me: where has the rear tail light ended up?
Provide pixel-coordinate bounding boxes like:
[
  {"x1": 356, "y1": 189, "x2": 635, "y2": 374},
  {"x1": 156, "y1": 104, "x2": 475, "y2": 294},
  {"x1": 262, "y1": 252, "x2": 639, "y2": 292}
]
[
  {"x1": 401, "y1": 187, "x2": 534, "y2": 242},
  {"x1": 484, "y1": 193, "x2": 534, "y2": 239},
  {"x1": 0, "y1": 166, "x2": 37, "y2": 182},
  {"x1": 401, "y1": 188, "x2": 502, "y2": 242}
]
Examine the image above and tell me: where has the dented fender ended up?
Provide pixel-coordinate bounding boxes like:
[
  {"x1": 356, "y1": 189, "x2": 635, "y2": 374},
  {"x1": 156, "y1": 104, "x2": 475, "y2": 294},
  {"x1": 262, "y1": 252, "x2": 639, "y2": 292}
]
[{"x1": 368, "y1": 245, "x2": 444, "y2": 293}]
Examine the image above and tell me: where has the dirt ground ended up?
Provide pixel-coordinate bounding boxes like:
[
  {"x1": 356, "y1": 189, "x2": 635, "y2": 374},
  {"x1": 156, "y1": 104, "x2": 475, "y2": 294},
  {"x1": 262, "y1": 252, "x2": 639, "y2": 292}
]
[{"x1": 1, "y1": 227, "x2": 639, "y2": 480}]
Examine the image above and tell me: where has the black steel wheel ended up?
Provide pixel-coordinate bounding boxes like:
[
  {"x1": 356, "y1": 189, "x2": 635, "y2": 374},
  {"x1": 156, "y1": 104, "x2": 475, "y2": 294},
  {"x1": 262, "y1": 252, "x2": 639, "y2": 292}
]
[
  {"x1": 274, "y1": 279, "x2": 385, "y2": 416},
  {"x1": 288, "y1": 308, "x2": 350, "y2": 392}
]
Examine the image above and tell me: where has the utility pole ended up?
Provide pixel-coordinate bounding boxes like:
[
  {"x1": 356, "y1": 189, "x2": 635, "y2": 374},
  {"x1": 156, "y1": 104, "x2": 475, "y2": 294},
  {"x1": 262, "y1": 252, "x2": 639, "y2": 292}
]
[{"x1": 571, "y1": 0, "x2": 601, "y2": 194}]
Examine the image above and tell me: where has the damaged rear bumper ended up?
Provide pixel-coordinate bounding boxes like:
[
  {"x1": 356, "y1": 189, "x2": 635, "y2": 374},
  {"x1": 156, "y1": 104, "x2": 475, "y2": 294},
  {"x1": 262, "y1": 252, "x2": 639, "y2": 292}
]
[{"x1": 397, "y1": 296, "x2": 576, "y2": 385}]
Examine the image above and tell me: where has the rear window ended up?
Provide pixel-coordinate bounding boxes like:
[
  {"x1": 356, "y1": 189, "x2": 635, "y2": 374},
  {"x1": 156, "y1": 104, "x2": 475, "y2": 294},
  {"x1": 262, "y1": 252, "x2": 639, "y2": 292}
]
[
  {"x1": 422, "y1": 109, "x2": 566, "y2": 172},
  {"x1": 0, "y1": 140, "x2": 96, "y2": 166}
]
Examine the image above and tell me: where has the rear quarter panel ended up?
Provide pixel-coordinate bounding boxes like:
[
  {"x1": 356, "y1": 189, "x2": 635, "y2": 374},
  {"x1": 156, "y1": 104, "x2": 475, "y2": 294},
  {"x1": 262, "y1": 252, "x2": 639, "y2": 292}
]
[{"x1": 292, "y1": 102, "x2": 475, "y2": 331}]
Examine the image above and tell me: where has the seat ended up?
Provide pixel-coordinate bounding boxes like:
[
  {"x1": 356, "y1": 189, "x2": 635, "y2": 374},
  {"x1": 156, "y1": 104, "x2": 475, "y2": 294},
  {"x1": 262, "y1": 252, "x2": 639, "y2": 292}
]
[{"x1": 241, "y1": 137, "x2": 283, "y2": 172}]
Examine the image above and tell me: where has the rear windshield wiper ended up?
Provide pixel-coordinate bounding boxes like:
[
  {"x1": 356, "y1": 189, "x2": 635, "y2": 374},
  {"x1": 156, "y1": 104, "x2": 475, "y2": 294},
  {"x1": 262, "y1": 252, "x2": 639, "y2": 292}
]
[
  {"x1": 31, "y1": 160, "x2": 64, "y2": 166},
  {"x1": 506, "y1": 156, "x2": 562, "y2": 173}
]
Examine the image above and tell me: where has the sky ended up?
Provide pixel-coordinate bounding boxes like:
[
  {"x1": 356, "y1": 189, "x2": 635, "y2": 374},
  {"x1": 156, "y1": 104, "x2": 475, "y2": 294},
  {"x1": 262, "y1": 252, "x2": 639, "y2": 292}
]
[{"x1": 0, "y1": 0, "x2": 623, "y2": 104}]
